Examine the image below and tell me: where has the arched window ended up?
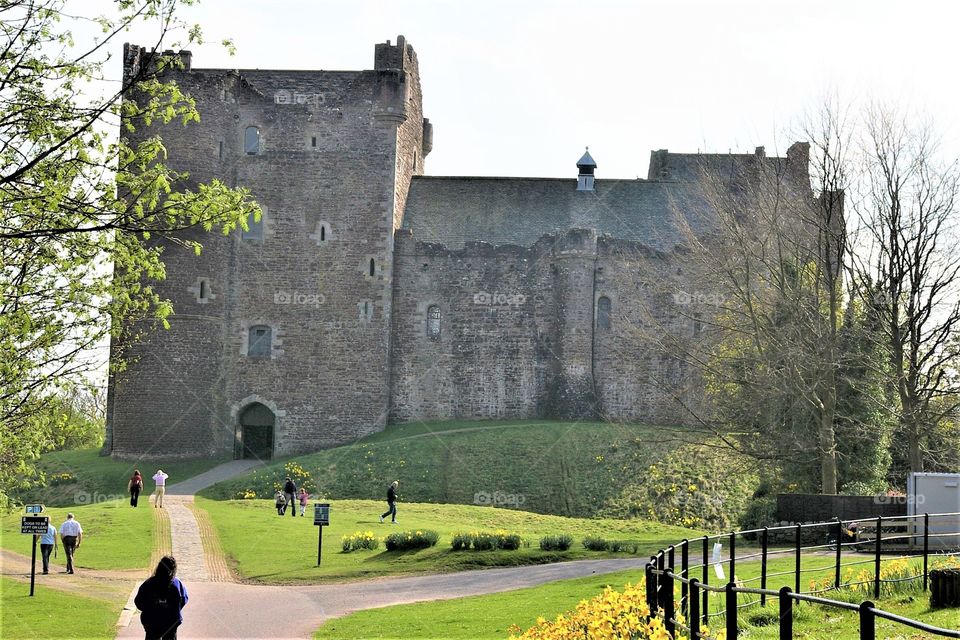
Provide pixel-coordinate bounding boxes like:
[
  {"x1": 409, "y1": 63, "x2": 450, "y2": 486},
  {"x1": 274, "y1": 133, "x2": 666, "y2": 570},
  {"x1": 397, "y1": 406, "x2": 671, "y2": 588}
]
[
  {"x1": 597, "y1": 296, "x2": 611, "y2": 330},
  {"x1": 427, "y1": 305, "x2": 441, "y2": 340},
  {"x1": 369, "y1": 258, "x2": 376, "y2": 277},
  {"x1": 248, "y1": 325, "x2": 272, "y2": 357},
  {"x1": 198, "y1": 279, "x2": 209, "y2": 300},
  {"x1": 244, "y1": 126, "x2": 260, "y2": 155}
]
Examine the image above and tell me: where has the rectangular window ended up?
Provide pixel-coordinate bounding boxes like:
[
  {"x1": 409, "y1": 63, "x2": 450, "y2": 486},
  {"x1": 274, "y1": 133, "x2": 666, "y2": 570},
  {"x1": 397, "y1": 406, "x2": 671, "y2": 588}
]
[
  {"x1": 242, "y1": 210, "x2": 264, "y2": 241},
  {"x1": 311, "y1": 136, "x2": 317, "y2": 148}
]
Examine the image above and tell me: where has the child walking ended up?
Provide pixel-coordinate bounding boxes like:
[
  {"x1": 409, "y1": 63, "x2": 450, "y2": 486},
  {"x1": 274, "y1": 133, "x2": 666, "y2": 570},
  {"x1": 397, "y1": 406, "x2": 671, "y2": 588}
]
[
  {"x1": 274, "y1": 490, "x2": 285, "y2": 516},
  {"x1": 298, "y1": 488, "x2": 310, "y2": 516}
]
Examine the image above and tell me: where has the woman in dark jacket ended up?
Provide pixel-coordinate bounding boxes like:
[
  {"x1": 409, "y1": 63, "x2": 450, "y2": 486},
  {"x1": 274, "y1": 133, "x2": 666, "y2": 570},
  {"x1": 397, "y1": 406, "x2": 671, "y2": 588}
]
[
  {"x1": 135, "y1": 555, "x2": 189, "y2": 640},
  {"x1": 128, "y1": 470, "x2": 144, "y2": 507}
]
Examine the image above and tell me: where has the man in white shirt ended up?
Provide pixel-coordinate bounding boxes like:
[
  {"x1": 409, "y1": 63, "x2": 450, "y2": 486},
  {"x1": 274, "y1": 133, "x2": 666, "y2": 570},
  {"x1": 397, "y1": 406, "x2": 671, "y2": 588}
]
[
  {"x1": 153, "y1": 469, "x2": 169, "y2": 508},
  {"x1": 59, "y1": 513, "x2": 82, "y2": 574}
]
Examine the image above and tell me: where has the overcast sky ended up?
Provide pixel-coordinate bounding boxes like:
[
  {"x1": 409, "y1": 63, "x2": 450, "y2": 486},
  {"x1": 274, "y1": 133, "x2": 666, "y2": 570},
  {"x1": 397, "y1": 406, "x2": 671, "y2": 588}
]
[{"x1": 110, "y1": 0, "x2": 960, "y2": 180}]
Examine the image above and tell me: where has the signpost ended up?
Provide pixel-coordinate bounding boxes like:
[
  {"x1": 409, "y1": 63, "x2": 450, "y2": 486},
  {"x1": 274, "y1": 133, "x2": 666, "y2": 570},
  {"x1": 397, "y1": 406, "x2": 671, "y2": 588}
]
[
  {"x1": 21, "y1": 507, "x2": 47, "y2": 597},
  {"x1": 313, "y1": 503, "x2": 330, "y2": 565}
]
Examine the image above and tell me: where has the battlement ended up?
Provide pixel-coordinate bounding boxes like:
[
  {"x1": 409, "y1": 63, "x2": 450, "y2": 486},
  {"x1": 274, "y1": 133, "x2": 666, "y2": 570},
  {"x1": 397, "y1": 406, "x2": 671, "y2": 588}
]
[{"x1": 375, "y1": 35, "x2": 417, "y2": 72}]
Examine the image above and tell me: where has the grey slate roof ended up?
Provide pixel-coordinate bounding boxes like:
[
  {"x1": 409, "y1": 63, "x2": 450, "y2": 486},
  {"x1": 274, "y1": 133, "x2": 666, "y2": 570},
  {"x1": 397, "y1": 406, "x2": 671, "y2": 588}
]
[{"x1": 401, "y1": 177, "x2": 715, "y2": 251}]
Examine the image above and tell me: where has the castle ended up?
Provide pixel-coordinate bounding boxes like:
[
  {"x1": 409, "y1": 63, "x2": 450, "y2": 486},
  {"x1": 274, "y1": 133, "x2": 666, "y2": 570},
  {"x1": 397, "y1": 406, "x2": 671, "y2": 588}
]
[{"x1": 105, "y1": 36, "x2": 814, "y2": 460}]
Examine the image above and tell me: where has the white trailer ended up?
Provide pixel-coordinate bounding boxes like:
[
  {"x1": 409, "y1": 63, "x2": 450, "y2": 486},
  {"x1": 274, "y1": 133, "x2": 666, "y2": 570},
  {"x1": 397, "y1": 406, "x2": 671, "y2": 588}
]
[{"x1": 908, "y1": 472, "x2": 960, "y2": 551}]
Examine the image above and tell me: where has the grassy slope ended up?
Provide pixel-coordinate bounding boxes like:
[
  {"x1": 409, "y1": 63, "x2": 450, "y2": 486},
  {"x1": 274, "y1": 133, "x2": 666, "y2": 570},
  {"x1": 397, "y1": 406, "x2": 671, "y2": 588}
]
[
  {"x1": 315, "y1": 558, "x2": 960, "y2": 640},
  {"x1": 1, "y1": 499, "x2": 154, "y2": 570},
  {"x1": 197, "y1": 497, "x2": 701, "y2": 583},
  {"x1": 315, "y1": 568, "x2": 644, "y2": 640},
  {"x1": 0, "y1": 576, "x2": 119, "y2": 640},
  {"x1": 200, "y1": 419, "x2": 711, "y2": 519},
  {"x1": 20, "y1": 447, "x2": 226, "y2": 506}
]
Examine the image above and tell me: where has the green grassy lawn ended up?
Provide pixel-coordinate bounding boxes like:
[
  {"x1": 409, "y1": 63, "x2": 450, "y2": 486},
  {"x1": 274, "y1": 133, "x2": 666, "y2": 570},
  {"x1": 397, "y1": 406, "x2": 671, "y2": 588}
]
[
  {"x1": 199, "y1": 419, "x2": 737, "y2": 520},
  {"x1": 18, "y1": 447, "x2": 226, "y2": 507},
  {"x1": 314, "y1": 557, "x2": 960, "y2": 640},
  {"x1": 0, "y1": 576, "x2": 119, "y2": 640},
  {"x1": 197, "y1": 497, "x2": 701, "y2": 583},
  {"x1": 315, "y1": 568, "x2": 643, "y2": 640},
  {"x1": 1, "y1": 499, "x2": 154, "y2": 571}
]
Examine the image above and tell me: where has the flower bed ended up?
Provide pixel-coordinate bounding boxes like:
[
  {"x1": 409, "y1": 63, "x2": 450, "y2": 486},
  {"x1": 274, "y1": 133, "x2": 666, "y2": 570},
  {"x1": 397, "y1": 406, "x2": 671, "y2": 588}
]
[
  {"x1": 340, "y1": 531, "x2": 379, "y2": 553},
  {"x1": 450, "y1": 530, "x2": 524, "y2": 551}
]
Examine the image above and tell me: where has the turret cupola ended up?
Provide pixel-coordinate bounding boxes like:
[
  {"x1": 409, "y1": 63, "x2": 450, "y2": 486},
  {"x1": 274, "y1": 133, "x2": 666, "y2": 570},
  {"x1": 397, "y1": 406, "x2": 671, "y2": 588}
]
[{"x1": 576, "y1": 147, "x2": 596, "y2": 191}]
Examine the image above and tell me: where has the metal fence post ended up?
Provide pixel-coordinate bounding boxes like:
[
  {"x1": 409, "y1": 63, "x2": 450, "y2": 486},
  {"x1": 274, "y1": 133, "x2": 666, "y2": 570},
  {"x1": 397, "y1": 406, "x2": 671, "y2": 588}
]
[
  {"x1": 795, "y1": 523, "x2": 802, "y2": 594},
  {"x1": 730, "y1": 531, "x2": 737, "y2": 581},
  {"x1": 834, "y1": 518, "x2": 843, "y2": 590},
  {"x1": 778, "y1": 586, "x2": 793, "y2": 640},
  {"x1": 859, "y1": 601, "x2": 876, "y2": 640},
  {"x1": 646, "y1": 562, "x2": 656, "y2": 614},
  {"x1": 657, "y1": 552, "x2": 666, "y2": 612},
  {"x1": 689, "y1": 579, "x2": 700, "y2": 640},
  {"x1": 681, "y1": 539, "x2": 689, "y2": 618},
  {"x1": 761, "y1": 527, "x2": 769, "y2": 606},
  {"x1": 664, "y1": 569, "x2": 675, "y2": 635},
  {"x1": 923, "y1": 513, "x2": 930, "y2": 591},
  {"x1": 874, "y1": 516, "x2": 882, "y2": 598},
  {"x1": 725, "y1": 581, "x2": 738, "y2": 639},
  {"x1": 702, "y1": 535, "x2": 710, "y2": 626}
]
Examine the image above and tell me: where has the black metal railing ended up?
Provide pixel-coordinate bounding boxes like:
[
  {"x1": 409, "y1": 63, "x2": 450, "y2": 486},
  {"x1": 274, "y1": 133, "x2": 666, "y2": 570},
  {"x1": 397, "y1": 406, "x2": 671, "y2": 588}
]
[{"x1": 644, "y1": 511, "x2": 960, "y2": 639}]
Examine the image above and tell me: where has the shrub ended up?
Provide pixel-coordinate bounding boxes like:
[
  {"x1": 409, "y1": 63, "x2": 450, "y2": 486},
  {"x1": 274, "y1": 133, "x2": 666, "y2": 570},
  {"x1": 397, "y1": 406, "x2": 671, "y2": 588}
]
[
  {"x1": 539, "y1": 534, "x2": 573, "y2": 551},
  {"x1": 583, "y1": 536, "x2": 610, "y2": 551},
  {"x1": 450, "y1": 532, "x2": 472, "y2": 551},
  {"x1": 340, "y1": 531, "x2": 380, "y2": 553},
  {"x1": 609, "y1": 540, "x2": 639, "y2": 554},
  {"x1": 384, "y1": 529, "x2": 439, "y2": 551}
]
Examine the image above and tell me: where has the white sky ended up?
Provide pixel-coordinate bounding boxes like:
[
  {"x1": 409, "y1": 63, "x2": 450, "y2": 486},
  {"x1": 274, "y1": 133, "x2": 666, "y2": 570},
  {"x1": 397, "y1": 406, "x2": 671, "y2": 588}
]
[{"x1": 108, "y1": 0, "x2": 960, "y2": 179}]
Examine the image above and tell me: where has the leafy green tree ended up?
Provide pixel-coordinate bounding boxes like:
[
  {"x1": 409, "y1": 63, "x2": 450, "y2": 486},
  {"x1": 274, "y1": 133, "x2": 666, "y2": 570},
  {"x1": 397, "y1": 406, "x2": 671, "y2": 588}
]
[{"x1": 0, "y1": 0, "x2": 259, "y2": 501}]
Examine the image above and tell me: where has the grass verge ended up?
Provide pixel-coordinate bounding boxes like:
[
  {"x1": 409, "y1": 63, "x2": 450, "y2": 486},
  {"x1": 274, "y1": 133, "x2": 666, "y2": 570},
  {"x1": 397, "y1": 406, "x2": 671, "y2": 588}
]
[
  {"x1": 197, "y1": 497, "x2": 700, "y2": 583},
  {"x1": 1, "y1": 499, "x2": 154, "y2": 571},
  {"x1": 0, "y1": 576, "x2": 120, "y2": 640}
]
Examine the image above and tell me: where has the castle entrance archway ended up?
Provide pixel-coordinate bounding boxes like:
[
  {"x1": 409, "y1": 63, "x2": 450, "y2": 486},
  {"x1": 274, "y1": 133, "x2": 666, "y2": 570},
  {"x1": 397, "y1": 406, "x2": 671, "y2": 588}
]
[{"x1": 239, "y1": 402, "x2": 275, "y2": 460}]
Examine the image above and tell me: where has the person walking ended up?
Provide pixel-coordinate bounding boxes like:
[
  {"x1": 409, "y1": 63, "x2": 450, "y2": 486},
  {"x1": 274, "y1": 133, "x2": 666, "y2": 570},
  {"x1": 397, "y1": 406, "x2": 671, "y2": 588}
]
[
  {"x1": 282, "y1": 477, "x2": 297, "y2": 518},
  {"x1": 298, "y1": 488, "x2": 310, "y2": 517},
  {"x1": 152, "y1": 469, "x2": 169, "y2": 508},
  {"x1": 59, "y1": 513, "x2": 82, "y2": 574},
  {"x1": 39, "y1": 520, "x2": 58, "y2": 574},
  {"x1": 135, "y1": 555, "x2": 189, "y2": 640},
  {"x1": 129, "y1": 469, "x2": 144, "y2": 507},
  {"x1": 379, "y1": 480, "x2": 399, "y2": 524}
]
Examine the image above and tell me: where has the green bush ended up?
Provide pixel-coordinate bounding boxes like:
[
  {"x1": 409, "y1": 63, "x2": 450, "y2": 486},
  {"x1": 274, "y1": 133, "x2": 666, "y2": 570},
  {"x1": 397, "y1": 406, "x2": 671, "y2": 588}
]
[
  {"x1": 384, "y1": 529, "x2": 439, "y2": 551},
  {"x1": 539, "y1": 534, "x2": 573, "y2": 551},
  {"x1": 450, "y1": 532, "x2": 472, "y2": 551},
  {"x1": 583, "y1": 536, "x2": 609, "y2": 551},
  {"x1": 609, "y1": 540, "x2": 639, "y2": 553},
  {"x1": 738, "y1": 496, "x2": 778, "y2": 540}
]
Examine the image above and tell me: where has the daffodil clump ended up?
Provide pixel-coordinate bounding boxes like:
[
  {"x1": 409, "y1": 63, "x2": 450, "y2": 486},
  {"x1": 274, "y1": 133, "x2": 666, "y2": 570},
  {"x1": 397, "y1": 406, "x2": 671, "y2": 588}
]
[
  {"x1": 384, "y1": 529, "x2": 439, "y2": 551},
  {"x1": 507, "y1": 581, "x2": 724, "y2": 640},
  {"x1": 451, "y1": 530, "x2": 524, "y2": 551},
  {"x1": 810, "y1": 555, "x2": 960, "y2": 597},
  {"x1": 340, "y1": 530, "x2": 380, "y2": 553}
]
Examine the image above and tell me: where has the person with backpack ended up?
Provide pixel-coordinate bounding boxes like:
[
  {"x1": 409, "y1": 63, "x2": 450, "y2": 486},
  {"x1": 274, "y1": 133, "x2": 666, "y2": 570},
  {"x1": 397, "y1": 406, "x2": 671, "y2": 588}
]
[
  {"x1": 129, "y1": 470, "x2": 144, "y2": 507},
  {"x1": 379, "y1": 480, "x2": 399, "y2": 524},
  {"x1": 135, "y1": 555, "x2": 188, "y2": 640},
  {"x1": 282, "y1": 477, "x2": 297, "y2": 518}
]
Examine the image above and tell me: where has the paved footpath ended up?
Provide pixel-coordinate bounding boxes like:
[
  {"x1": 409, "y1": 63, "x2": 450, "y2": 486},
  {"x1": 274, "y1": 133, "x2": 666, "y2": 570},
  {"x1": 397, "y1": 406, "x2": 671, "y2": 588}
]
[{"x1": 116, "y1": 462, "x2": 648, "y2": 639}]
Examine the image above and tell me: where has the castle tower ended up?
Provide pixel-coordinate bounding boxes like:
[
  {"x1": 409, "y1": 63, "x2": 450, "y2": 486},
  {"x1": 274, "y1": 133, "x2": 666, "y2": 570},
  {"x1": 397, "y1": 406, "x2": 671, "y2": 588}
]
[{"x1": 106, "y1": 37, "x2": 430, "y2": 459}]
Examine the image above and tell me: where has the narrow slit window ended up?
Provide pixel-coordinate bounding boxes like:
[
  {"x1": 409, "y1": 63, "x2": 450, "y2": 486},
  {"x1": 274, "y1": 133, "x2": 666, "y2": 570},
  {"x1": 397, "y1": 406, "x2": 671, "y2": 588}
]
[
  {"x1": 597, "y1": 296, "x2": 611, "y2": 330},
  {"x1": 369, "y1": 258, "x2": 376, "y2": 277},
  {"x1": 199, "y1": 279, "x2": 209, "y2": 300},
  {"x1": 427, "y1": 305, "x2": 441, "y2": 340},
  {"x1": 244, "y1": 126, "x2": 260, "y2": 155},
  {"x1": 218, "y1": 141, "x2": 223, "y2": 159},
  {"x1": 320, "y1": 225, "x2": 326, "y2": 242},
  {"x1": 311, "y1": 136, "x2": 317, "y2": 148}
]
